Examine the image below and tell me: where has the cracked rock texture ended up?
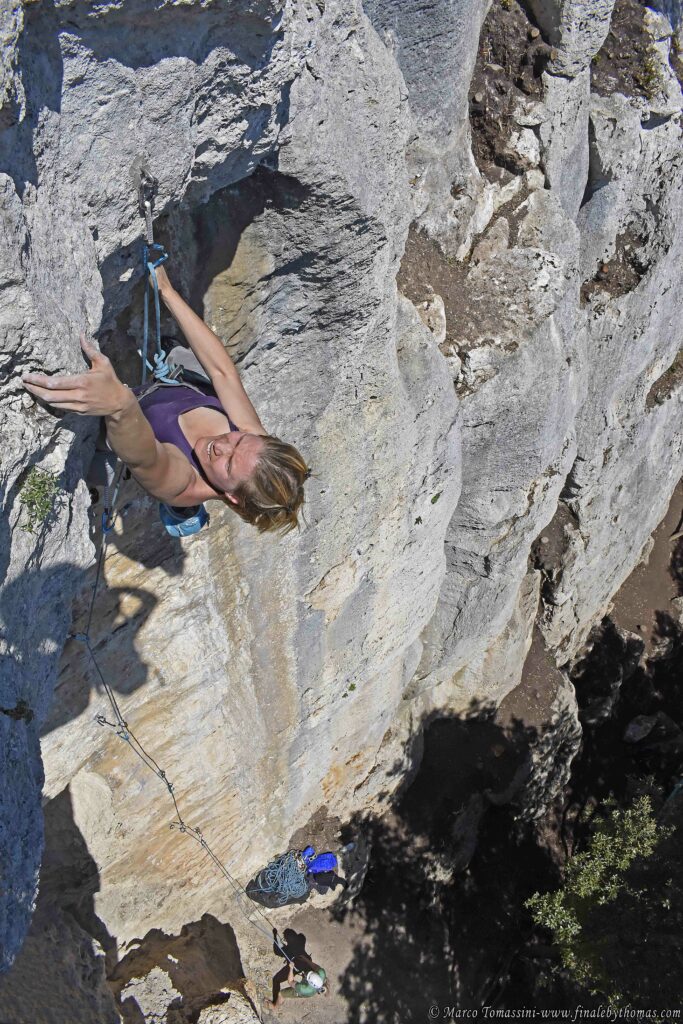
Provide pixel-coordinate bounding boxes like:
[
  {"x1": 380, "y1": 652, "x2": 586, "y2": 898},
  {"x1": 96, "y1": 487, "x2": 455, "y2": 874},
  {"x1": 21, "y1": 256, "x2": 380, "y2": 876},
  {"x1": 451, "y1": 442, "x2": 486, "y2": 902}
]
[{"x1": 1, "y1": 0, "x2": 682, "y2": 1008}]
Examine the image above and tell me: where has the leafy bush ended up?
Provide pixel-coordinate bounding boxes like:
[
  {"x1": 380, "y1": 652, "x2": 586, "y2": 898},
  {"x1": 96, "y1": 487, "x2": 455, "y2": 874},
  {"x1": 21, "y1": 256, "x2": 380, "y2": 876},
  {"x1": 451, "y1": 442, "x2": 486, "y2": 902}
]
[
  {"x1": 526, "y1": 796, "x2": 673, "y2": 1003},
  {"x1": 20, "y1": 467, "x2": 62, "y2": 534},
  {"x1": 636, "y1": 46, "x2": 666, "y2": 100}
]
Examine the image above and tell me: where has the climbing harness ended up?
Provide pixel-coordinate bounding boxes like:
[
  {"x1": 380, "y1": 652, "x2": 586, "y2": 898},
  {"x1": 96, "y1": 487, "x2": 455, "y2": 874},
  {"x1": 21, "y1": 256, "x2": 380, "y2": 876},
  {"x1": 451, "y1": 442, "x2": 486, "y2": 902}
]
[
  {"x1": 158, "y1": 501, "x2": 209, "y2": 538},
  {"x1": 247, "y1": 851, "x2": 311, "y2": 906}
]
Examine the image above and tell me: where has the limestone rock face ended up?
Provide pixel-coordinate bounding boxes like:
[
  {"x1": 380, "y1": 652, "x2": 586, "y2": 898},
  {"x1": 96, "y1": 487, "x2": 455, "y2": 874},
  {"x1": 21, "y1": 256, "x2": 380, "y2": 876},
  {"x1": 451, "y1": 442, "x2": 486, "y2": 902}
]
[
  {"x1": 1, "y1": 0, "x2": 458, "y2": 969},
  {"x1": 651, "y1": 0, "x2": 682, "y2": 42},
  {"x1": 1, "y1": 0, "x2": 682, "y2": 984},
  {"x1": 526, "y1": 0, "x2": 615, "y2": 76}
]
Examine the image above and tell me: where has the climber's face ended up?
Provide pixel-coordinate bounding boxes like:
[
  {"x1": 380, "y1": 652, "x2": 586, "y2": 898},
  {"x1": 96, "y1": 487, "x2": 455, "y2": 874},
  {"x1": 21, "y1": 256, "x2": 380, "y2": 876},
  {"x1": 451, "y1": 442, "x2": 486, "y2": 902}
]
[{"x1": 196, "y1": 431, "x2": 264, "y2": 499}]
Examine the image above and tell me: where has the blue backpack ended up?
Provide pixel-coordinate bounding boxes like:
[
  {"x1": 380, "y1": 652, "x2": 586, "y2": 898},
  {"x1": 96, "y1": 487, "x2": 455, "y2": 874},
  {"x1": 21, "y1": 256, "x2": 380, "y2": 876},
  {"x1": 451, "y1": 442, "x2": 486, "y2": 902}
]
[{"x1": 302, "y1": 847, "x2": 338, "y2": 874}]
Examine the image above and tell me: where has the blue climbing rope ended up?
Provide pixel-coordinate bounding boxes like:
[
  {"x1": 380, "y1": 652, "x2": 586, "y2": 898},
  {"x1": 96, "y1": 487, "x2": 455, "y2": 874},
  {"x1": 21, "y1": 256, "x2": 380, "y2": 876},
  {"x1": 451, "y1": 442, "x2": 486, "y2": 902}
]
[
  {"x1": 247, "y1": 851, "x2": 310, "y2": 905},
  {"x1": 141, "y1": 242, "x2": 181, "y2": 386}
]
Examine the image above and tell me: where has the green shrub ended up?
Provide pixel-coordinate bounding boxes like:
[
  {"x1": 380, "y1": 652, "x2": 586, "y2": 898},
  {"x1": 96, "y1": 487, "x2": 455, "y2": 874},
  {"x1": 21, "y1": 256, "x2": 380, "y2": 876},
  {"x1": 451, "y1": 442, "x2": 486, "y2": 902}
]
[
  {"x1": 526, "y1": 796, "x2": 672, "y2": 1003},
  {"x1": 20, "y1": 467, "x2": 62, "y2": 534},
  {"x1": 636, "y1": 46, "x2": 666, "y2": 100}
]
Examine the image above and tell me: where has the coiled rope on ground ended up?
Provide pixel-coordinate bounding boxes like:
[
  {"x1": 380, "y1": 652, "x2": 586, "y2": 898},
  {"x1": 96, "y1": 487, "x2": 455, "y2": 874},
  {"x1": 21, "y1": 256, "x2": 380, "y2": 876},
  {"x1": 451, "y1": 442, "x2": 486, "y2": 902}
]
[{"x1": 246, "y1": 851, "x2": 310, "y2": 905}]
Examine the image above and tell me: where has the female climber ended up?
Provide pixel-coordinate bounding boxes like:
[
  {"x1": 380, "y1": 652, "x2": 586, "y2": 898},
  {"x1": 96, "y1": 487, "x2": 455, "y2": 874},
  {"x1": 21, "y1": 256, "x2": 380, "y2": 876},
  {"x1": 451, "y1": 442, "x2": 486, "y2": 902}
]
[{"x1": 22, "y1": 266, "x2": 308, "y2": 534}]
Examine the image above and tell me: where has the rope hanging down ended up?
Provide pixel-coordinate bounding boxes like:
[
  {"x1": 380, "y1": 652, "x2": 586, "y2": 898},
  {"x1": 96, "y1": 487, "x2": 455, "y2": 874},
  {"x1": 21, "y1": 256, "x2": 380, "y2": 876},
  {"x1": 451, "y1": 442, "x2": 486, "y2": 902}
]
[
  {"x1": 137, "y1": 168, "x2": 181, "y2": 387},
  {"x1": 72, "y1": 516, "x2": 295, "y2": 965},
  {"x1": 141, "y1": 242, "x2": 180, "y2": 386}
]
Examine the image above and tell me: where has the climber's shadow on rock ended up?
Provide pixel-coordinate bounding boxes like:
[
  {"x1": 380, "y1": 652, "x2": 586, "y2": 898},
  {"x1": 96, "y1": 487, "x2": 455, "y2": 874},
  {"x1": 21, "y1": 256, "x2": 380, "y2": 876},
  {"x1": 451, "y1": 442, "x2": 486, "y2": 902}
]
[
  {"x1": 0, "y1": 787, "x2": 119, "y2": 1021},
  {"x1": 87, "y1": 470, "x2": 188, "y2": 577},
  {"x1": 0, "y1": 558, "x2": 153, "y2": 740},
  {"x1": 1, "y1": 438, "x2": 157, "y2": 735},
  {"x1": 108, "y1": 912, "x2": 245, "y2": 1024},
  {"x1": 42, "y1": 576, "x2": 157, "y2": 735},
  {"x1": 332, "y1": 699, "x2": 573, "y2": 1020},
  {"x1": 10, "y1": 548, "x2": 159, "y2": 738}
]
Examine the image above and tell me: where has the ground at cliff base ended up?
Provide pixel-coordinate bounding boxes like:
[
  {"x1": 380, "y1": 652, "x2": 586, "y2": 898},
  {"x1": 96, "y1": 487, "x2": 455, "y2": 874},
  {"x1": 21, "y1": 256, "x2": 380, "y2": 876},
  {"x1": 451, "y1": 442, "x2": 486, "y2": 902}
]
[{"x1": 259, "y1": 908, "x2": 364, "y2": 1024}]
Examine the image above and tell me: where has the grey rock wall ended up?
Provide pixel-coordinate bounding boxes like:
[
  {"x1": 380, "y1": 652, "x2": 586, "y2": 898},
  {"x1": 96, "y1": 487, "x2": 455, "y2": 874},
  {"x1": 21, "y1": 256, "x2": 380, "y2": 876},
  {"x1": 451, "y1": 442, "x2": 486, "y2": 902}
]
[
  {"x1": 651, "y1": 0, "x2": 682, "y2": 39},
  {"x1": 1, "y1": 0, "x2": 682, "y2": 982},
  {"x1": 526, "y1": 0, "x2": 615, "y2": 76}
]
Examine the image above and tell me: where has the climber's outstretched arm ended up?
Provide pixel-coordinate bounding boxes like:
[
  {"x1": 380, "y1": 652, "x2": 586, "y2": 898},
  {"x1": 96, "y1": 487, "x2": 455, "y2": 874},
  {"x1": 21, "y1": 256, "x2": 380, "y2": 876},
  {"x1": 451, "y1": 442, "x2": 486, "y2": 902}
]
[
  {"x1": 22, "y1": 337, "x2": 195, "y2": 503},
  {"x1": 154, "y1": 266, "x2": 265, "y2": 435}
]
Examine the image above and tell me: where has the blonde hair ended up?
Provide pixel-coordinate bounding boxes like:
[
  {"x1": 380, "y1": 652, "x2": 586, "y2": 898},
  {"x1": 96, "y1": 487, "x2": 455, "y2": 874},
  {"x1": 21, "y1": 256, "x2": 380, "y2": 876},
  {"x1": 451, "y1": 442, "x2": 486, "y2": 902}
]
[{"x1": 229, "y1": 435, "x2": 309, "y2": 534}]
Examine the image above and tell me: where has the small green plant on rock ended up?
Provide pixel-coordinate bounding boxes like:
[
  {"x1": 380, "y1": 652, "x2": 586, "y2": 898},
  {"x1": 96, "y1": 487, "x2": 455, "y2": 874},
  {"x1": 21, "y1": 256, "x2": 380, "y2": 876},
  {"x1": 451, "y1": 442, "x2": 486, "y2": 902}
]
[
  {"x1": 636, "y1": 46, "x2": 666, "y2": 101},
  {"x1": 20, "y1": 467, "x2": 62, "y2": 534},
  {"x1": 500, "y1": 0, "x2": 512, "y2": 10}
]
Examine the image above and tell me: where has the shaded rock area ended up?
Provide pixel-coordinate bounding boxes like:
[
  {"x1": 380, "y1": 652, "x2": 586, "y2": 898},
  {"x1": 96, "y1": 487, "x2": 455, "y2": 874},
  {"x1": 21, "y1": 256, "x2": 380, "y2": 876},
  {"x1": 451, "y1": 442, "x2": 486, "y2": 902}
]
[
  {"x1": 0, "y1": 788, "x2": 119, "y2": 1023},
  {"x1": 110, "y1": 916, "x2": 252, "y2": 1024},
  {"x1": 324, "y1": 689, "x2": 585, "y2": 1016},
  {"x1": 316, "y1": 477, "x2": 683, "y2": 1015},
  {"x1": 1, "y1": 0, "x2": 682, "y2": 1002}
]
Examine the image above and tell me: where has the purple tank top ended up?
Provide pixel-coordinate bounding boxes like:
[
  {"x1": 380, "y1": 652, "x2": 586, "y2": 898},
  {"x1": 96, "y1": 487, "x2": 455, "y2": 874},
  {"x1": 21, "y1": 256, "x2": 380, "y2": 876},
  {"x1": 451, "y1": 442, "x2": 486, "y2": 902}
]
[{"x1": 135, "y1": 382, "x2": 237, "y2": 468}]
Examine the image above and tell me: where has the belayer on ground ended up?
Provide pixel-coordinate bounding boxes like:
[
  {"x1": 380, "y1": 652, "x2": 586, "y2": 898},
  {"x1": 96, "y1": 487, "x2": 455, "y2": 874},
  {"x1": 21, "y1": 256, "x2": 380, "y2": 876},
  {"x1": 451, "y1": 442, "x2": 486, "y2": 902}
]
[
  {"x1": 22, "y1": 262, "x2": 308, "y2": 535},
  {"x1": 265, "y1": 929, "x2": 329, "y2": 1008}
]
